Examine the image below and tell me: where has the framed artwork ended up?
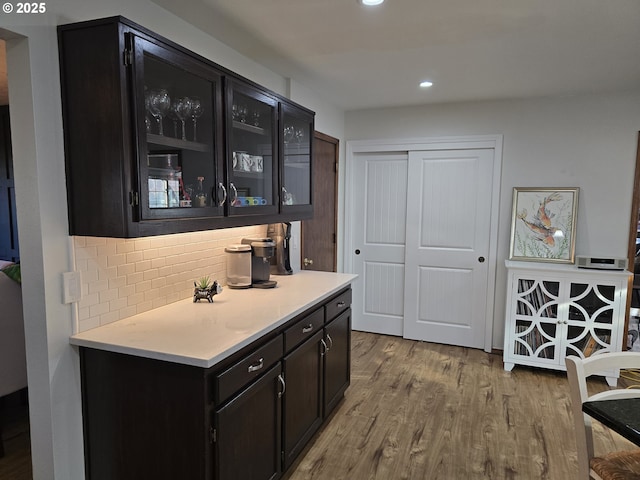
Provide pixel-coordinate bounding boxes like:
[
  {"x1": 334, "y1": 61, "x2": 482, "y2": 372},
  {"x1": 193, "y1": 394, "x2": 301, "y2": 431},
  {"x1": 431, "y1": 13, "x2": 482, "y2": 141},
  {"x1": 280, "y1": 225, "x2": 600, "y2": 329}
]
[{"x1": 509, "y1": 187, "x2": 579, "y2": 263}]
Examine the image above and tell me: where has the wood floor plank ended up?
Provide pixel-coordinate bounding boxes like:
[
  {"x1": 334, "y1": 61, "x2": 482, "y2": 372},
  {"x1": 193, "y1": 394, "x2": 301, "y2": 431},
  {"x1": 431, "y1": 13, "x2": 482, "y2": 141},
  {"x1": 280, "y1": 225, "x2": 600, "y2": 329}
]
[{"x1": 285, "y1": 331, "x2": 638, "y2": 480}]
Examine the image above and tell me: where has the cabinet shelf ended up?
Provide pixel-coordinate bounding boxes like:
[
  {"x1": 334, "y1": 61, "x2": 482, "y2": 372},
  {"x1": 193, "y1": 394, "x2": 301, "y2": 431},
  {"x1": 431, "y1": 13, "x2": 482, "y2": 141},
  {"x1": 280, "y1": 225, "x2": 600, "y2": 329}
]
[
  {"x1": 233, "y1": 121, "x2": 266, "y2": 136},
  {"x1": 147, "y1": 133, "x2": 211, "y2": 153},
  {"x1": 232, "y1": 169, "x2": 264, "y2": 179}
]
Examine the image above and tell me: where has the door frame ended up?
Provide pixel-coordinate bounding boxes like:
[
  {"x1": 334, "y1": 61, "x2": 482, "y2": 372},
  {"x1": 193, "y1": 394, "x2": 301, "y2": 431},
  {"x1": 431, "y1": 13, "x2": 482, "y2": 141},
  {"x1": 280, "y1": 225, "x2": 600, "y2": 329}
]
[{"x1": 344, "y1": 135, "x2": 503, "y2": 352}]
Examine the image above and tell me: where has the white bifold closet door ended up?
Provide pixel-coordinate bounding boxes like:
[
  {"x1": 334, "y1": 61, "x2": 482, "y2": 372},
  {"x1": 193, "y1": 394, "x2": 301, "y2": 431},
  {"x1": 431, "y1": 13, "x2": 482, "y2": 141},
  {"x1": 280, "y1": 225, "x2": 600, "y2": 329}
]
[{"x1": 350, "y1": 148, "x2": 494, "y2": 349}]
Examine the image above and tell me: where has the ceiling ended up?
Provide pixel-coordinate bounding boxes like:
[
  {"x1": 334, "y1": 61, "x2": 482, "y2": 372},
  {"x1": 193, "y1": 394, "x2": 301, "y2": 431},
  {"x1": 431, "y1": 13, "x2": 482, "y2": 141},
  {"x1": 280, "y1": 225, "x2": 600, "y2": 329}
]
[{"x1": 153, "y1": 0, "x2": 640, "y2": 111}]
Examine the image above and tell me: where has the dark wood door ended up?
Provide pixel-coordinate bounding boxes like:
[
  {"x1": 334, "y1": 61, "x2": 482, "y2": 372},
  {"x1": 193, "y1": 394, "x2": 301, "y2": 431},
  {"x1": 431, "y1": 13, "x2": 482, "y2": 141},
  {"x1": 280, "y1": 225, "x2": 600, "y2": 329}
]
[
  {"x1": 324, "y1": 309, "x2": 351, "y2": 416},
  {"x1": 282, "y1": 330, "x2": 324, "y2": 470},
  {"x1": 215, "y1": 363, "x2": 282, "y2": 480},
  {"x1": 301, "y1": 132, "x2": 338, "y2": 271}
]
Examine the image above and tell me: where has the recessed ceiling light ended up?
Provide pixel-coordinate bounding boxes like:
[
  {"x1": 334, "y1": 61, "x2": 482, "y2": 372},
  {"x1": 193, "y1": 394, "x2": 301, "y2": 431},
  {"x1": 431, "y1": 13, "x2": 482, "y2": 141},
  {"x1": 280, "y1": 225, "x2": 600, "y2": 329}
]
[
  {"x1": 359, "y1": 0, "x2": 384, "y2": 5},
  {"x1": 419, "y1": 81, "x2": 433, "y2": 88}
]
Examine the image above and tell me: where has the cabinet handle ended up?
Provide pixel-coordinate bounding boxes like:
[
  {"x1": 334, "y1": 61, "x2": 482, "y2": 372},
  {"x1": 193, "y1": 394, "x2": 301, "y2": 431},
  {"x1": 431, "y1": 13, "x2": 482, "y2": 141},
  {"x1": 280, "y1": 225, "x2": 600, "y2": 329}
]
[
  {"x1": 277, "y1": 373, "x2": 286, "y2": 398},
  {"x1": 337, "y1": 301, "x2": 346, "y2": 308},
  {"x1": 320, "y1": 338, "x2": 328, "y2": 356},
  {"x1": 302, "y1": 324, "x2": 313, "y2": 333},
  {"x1": 230, "y1": 182, "x2": 238, "y2": 205},
  {"x1": 247, "y1": 357, "x2": 264, "y2": 373},
  {"x1": 326, "y1": 333, "x2": 333, "y2": 351},
  {"x1": 218, "y1": 182, "x2": 227, "y2": 206}
]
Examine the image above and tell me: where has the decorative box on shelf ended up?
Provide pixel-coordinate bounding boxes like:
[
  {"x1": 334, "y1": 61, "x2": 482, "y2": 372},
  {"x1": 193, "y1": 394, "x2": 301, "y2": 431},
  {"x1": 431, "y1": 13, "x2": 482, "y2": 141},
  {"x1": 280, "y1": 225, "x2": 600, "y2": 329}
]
[{"x1": 503, "y1": 260, "x2": 633, "y2": 386}]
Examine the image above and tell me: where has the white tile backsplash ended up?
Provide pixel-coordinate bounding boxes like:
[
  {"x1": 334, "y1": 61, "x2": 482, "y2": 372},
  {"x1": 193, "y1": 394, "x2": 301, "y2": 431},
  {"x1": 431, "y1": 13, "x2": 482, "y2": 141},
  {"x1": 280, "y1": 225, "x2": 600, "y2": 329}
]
[{"x1": 74, "y1": 225, "x2": 266, "y2": 332}]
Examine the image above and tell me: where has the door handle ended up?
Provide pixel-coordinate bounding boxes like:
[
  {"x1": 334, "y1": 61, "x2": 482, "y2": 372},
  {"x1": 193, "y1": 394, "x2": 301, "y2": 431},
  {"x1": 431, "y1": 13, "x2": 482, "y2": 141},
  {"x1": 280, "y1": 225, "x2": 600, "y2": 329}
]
[
  {"x1": 218, "y1": 182, "x2": 227, "y2": 206},
  {"x1": 229, "y1": 182, "x2": 238, "y2": 205},
  {"x1": 277, "y1": 374, "x2": 286, "y2": 398},
  {"x1": 303, "y1": 257, "x2": 314, "y2": 267},
  {"x1": 325, "y1": 333, "x2": 333, "y2": 351},
  {"x1": 478, "y1": 256, "x2": 485, "y2": 263}
]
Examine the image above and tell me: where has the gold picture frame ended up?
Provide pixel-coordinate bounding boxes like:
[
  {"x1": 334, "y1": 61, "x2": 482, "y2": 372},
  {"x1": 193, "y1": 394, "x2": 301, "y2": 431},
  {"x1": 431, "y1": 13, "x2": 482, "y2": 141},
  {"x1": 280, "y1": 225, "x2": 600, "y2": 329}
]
[{"x1": 509, "y1": 187, "x2": 579, "y2": 263}]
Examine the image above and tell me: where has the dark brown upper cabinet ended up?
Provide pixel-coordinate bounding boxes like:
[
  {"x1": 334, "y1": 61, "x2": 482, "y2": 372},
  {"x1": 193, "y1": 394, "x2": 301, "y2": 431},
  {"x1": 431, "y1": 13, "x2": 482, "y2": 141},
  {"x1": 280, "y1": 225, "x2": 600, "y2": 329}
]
[
  {"x1": 58, "y1": 16, "x2": 314, "y2": 238},
  {"x1": 280, "y1": 100, "x2": 314, "y2": 217},
  {"x1": 226, "y1": 78, "x2": 279, "y2": 218}
]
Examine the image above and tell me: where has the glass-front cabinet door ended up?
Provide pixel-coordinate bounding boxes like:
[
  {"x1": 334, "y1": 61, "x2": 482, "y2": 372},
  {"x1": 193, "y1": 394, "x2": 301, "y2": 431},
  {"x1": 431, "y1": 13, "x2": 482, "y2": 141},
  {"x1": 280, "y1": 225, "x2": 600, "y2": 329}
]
[
  {"x1": 132, "y1": 35, "x2": 225, "y2": 220},
  {"x1": 280, "y1": 102, "x2": 314, "y2": 216},
  {"x1": 226, "y1": 80, "x2": 278, "y2": 216}
]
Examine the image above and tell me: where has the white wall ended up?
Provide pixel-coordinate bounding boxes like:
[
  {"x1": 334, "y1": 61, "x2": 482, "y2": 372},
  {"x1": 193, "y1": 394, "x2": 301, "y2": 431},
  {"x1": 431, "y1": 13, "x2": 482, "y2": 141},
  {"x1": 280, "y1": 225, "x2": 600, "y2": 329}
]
[
  {"x1": 344, "y1": 91, "x2": 640, "y2": 348},
  {"x1": 0, "y1": 1, "x2": 345, "y2": 478}
]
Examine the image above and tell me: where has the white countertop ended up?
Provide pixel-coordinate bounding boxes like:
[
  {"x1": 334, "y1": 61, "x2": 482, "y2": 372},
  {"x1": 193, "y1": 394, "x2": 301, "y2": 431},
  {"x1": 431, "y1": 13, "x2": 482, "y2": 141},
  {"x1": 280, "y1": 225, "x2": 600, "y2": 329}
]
[{"x1": 70, "y1": 271, "x2": 357, "y2": 368}]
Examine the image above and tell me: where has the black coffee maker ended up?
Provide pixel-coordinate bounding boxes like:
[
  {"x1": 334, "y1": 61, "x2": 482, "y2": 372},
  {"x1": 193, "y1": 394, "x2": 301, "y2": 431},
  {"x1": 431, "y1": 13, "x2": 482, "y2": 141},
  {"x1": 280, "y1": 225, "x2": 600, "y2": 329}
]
[
  {"x1": 267, "y1": 222, "x2": 293, "y2": 275},
  {"x1": 241, "y1": 238, "x2": 278, "y2": 288}
]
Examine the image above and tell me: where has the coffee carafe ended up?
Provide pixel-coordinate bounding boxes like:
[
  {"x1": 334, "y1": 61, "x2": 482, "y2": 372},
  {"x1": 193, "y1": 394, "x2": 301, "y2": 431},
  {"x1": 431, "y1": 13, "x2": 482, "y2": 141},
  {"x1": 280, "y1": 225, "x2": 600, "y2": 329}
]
[
  {"x1": 267, "y1": 222, "x2": 293, "y2": 275},
  {"x1": 241, "y1": 238, "x2": 277, "y2": 288}
]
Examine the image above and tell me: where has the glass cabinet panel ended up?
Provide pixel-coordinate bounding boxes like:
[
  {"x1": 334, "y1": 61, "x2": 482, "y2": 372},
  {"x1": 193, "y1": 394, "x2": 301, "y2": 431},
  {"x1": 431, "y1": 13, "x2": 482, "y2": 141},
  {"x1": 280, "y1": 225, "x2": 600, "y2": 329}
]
[
  {"x1": 281, "y1": 103, "x2": 313, "y2": 211},
  {"x1": 227, "y1": 82, "x2": 278, "y2": 215},
  {"x1": 134, "y1": 36, "x2": 224, "y2": 220}
]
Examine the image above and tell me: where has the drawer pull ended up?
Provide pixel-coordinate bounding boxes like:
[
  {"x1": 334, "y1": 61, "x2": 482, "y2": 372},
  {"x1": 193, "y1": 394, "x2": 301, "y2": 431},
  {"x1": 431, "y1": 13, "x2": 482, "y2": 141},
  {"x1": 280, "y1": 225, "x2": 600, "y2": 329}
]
[
  {"x1": 302, "y1": 324, "x2": 313, "y2": 333},
  {"x1": 247, "y1": 358, "x2": 264, "y2": 373},
  {"x1": 337, "y1": 301, "x2": 346, "y2": 308}
]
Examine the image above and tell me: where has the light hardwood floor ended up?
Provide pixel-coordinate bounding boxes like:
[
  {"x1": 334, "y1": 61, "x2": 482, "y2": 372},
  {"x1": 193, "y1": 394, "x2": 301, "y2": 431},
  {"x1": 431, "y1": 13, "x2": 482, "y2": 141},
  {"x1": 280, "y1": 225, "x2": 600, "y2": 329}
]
[
  {"x1": 1, "y1": 332, "x2": 636, "y2": 480},
  {"x1": 285, "y1": 331, "x2": 638, "y2": 480}
]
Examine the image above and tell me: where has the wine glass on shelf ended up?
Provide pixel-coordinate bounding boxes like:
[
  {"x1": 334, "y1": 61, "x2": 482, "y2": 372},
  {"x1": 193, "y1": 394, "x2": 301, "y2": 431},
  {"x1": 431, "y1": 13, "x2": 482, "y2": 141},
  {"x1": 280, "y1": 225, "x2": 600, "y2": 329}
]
[
  {"x1": 237, "y1": 104, "x2": 248, "y2": 123},
  {"x1": 173, "y1": 97, "x2": 193, "y2": 141},
  {"x1": 144, "y1": 87, "x2": 152, "y2": 133},
  {"x1": 190, "y1": 97, "x2": 203, "y2": 142},
  {"x1": 284, "y1": 124, "x2": 294, "y2": 144},
  {"x1": 168, "y1": 106, "x2": 180, "y2": 138},
  {"x1": 148, "y1": 89, "x2": 171, "y2": 136}
]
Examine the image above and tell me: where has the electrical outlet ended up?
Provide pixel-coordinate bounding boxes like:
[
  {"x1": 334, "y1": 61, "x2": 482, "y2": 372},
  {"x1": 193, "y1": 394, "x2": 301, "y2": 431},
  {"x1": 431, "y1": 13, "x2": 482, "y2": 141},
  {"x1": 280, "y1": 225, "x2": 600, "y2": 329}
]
[{"x1": 62, "y1": 271, "x2": 82, "y2": 304}]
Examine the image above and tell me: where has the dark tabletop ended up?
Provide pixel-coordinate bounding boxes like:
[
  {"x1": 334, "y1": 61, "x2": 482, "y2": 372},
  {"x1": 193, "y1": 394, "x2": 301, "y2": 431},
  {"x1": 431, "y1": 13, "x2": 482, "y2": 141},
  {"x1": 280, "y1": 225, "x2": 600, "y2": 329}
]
[{"x1": 583, "y1": 398, "x2": 640, "y2": 446}]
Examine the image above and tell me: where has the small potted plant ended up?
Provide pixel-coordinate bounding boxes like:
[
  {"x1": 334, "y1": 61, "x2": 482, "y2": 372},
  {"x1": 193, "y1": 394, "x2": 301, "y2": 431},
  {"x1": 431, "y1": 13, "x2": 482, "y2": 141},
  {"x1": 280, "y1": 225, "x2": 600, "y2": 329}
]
[{"x1": 193, "y1": 276, "x2": 222, "y2": 303}]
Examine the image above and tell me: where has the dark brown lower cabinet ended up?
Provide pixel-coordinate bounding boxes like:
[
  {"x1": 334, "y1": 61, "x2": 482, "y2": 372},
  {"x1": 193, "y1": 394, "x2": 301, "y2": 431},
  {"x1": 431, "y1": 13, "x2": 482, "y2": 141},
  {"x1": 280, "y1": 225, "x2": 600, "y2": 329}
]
[
  {"x1": 215, "y1": 363, "x2": 283, "y2": 480},
  {"x1": 282, "y1": 330, "x2": 324, "y2": 470},
  {"x1": 78, "y1": 287, "x2": 351, "y2": 480},
  {"x1": 324, "y1": 309, "x2": 351, "y2": 417},
  {"x1": 80, "y1": 349, "x2": 210, "y2": 480}
]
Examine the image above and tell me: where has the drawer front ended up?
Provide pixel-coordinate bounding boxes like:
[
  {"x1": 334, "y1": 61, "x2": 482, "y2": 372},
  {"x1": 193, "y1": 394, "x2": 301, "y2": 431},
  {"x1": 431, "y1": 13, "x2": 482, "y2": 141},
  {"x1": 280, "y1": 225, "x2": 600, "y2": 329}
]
[
  {"x1": 325, "y1": 289, "x2": 352, "y2": 323},
  {"x1": 284, "y1": 307, "x2": 324, "y2": 353},
  {"x1": 215, "y1": 335, "x2": 283, "y2": 405}
]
